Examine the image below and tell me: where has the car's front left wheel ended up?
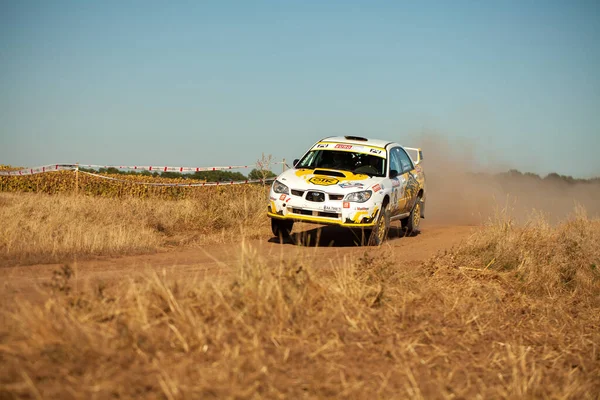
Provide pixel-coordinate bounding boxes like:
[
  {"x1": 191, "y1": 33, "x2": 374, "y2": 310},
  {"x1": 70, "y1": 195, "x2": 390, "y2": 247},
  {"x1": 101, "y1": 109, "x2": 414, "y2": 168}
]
[{"x1": 271, "y1": 219, "x2": 294, "y2": 239}]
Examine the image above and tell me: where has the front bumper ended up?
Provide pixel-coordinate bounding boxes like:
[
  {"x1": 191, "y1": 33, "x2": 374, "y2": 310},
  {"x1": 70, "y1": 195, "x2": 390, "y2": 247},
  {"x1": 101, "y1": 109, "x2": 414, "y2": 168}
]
[{"x1": 267, "y1": 190, "x2": 380, "y2": 228}]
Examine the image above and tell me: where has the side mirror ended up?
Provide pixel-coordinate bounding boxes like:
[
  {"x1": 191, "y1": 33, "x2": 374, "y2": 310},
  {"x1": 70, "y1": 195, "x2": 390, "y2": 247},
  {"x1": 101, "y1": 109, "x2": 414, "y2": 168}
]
[
  {"x1": 293, "y1": 159, "x2": 300, "y2": 167},
  {"x1": 389, "y1": 169, "x2": 399, "y2": 178}
]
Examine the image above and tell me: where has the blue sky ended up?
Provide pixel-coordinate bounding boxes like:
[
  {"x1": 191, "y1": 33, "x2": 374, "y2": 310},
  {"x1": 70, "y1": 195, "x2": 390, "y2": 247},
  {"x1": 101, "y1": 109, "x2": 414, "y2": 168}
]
[{"x1": 1, "y1": 0, "x2": 599, "y2": 177}]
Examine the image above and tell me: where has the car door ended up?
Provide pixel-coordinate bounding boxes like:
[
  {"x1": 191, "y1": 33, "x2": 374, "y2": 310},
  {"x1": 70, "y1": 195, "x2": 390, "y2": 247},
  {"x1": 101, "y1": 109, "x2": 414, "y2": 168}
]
[
  {"x1": 396, "y1": 148, "x2": 419, "y2": 214},
  {"x1": 387, "y1": 147, "x2": 407, "y2": 216}
]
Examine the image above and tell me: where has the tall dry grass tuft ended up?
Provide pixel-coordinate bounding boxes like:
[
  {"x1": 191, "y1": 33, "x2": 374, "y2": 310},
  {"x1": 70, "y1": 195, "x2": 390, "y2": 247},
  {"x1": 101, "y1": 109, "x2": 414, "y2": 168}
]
[
  {"x1": 444, "y1": 205, "x2": 600, "y2": 300},
  {"x1": 2, "y1": 211, "x2": 599, "y2": 398},
  {"x1": 420, "y1": 207, "x2": 600, "y2": 398},
  {"x1": 0, "y1": 187, "x2": 270, "y2": 266}
]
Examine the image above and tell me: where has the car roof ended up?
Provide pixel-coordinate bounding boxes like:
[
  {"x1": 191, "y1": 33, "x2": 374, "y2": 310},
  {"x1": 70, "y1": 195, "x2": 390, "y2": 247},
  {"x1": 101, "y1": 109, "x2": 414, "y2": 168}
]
[{"x1": 320, "y1": 136, "x2": 397, "y2": 149}]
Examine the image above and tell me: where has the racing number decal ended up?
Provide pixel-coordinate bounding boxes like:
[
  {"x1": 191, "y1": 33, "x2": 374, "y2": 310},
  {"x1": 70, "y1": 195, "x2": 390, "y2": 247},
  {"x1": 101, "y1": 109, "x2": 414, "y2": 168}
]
[{"x1": 309, "y1": 177, "x2": 339, "y2": 186}]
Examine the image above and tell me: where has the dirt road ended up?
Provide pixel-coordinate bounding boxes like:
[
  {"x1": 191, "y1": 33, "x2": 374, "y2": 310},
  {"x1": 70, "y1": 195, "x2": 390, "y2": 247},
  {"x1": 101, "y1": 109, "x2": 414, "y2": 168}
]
[{"x1": 1, "y1": 222, "x2": 475, "y2": 297}]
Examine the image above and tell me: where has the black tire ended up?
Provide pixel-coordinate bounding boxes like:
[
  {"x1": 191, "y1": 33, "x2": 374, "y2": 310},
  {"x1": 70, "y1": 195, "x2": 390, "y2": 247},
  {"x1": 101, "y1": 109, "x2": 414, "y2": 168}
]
[
  {"x1": 406, "y1": 197, "x2": 422, "y2": 235},
  {"x1": 271, "y1": 219, "x2": 294, "y2": 239},
  {"x1": 367, "y1": 205, "x2": 390, "y2": 246}
]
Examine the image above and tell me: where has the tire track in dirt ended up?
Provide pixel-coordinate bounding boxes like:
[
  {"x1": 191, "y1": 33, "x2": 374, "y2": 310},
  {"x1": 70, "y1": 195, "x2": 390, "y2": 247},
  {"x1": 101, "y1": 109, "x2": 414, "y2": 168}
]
[{"x1": 0, "y1": 222, "x2": 475, "y2": 298}]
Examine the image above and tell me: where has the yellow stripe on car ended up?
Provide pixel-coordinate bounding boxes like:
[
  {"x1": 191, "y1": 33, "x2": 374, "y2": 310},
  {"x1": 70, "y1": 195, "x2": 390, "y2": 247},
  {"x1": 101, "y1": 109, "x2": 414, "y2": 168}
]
[
  {"x1": 267, "y1": 212, "x2": 376, "y2": 227},
  {"x1": 352, "y1": 211, "x2": 369, "y2": 223}
]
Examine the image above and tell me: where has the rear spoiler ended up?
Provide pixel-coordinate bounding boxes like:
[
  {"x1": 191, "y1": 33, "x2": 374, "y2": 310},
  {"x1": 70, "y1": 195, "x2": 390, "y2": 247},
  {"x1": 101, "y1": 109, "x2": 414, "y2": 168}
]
[{"x1": 404, "y1": 147, "x2": 423, "y2": 165}]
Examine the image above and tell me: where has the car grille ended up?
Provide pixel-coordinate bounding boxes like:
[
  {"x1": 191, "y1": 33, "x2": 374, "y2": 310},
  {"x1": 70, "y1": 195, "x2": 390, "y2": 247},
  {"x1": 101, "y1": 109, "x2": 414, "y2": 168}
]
[
  {"x1": 291, "y1": 208, "x2": 312, "y2": 216},
  {"x1": 306, "y1": 191, "x2": 325, "y2": 202},
  {"x1": 291, "y1": 208, "x2": 340, "y2": 219},
  {"x1": 291, "y1": 190, "x2": 342, "y2": 201},
  {"x1": 320, "y1": 211, "x2": 339, "y2": 218}
]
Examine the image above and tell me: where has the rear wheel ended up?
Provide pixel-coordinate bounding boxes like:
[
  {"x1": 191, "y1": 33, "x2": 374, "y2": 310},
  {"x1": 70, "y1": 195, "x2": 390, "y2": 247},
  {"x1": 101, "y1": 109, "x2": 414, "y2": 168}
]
[
  {"x1": 367, "y1": 204, "x2": 390, "y2": 246},
  {"x1": 271, "y1": 219, "x2": 294, "y2": 239}
]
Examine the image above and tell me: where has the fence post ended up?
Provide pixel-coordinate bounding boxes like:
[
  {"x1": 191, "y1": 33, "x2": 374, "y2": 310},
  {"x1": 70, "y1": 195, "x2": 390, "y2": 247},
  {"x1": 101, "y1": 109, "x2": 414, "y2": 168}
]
[{"x1": 75, "y1": 163, "x2": 79, "y2": 195}]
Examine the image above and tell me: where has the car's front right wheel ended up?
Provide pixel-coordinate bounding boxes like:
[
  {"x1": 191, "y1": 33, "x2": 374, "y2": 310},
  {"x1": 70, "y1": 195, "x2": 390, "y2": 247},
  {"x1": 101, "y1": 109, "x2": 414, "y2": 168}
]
[
  {"x1": 271, "y1": 219, "x2": 294, "y2": 239},
  {"x1": 367, "y1": 204, "x2": 390, "y2": 246}
]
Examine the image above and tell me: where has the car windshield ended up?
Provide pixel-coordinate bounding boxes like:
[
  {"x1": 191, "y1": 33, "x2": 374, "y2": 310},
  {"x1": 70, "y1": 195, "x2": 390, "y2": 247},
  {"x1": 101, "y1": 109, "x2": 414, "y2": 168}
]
[{"x1": 296, "y1": 150, "x2": 386, "y2": 177}]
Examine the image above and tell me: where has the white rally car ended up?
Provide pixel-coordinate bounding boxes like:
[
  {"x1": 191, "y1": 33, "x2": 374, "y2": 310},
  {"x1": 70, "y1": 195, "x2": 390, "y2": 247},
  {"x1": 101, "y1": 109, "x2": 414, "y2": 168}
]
[{"x1": 267, "y1": 136, "x2": 426, "y2": 245}]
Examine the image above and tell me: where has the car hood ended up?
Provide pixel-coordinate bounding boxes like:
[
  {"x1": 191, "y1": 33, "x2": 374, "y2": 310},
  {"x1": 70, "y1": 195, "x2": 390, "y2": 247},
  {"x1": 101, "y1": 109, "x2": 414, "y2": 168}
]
[{"x1": 277, "y1": 168, "x2": 383, "y2": 193}]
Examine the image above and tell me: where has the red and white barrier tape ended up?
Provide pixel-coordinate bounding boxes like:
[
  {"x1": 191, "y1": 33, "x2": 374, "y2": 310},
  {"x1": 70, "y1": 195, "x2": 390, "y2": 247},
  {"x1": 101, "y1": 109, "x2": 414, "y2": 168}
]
[
  {"x1": 0, "y1": 164, "x2": 77, "y2": 176},
  {"x1": 79, "y1": 171, "x2": 275, "y2": 187},
  {"x1": 80, "y1": 161, "x2": 285, "y2": 173}
]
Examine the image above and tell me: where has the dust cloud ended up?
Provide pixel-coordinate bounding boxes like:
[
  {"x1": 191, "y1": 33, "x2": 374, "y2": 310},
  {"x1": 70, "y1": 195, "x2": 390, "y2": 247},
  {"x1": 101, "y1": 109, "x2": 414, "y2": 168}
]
[{"x1": 409, "y1": 134, "x2": 600, "y2": 225}]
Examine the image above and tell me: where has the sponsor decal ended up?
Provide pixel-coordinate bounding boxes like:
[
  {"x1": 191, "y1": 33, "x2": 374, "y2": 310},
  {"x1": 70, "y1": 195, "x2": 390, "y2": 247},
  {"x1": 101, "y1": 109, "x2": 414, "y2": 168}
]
[
  {"x1": 309, "y1": 176, "x2": 339, "y2": 186},
  {"x1": 303, "y1": 144, "x2": 385, "y2": 158},
  {"x1": 343, "y1": 202, "x2": 350, "y2": 209},
  {"x1": 334, "y1": 144, "x2": 352, "y2": 149},
  {"x1": 391, "y1": 177, "x2": 401, "y2": 187},
  {"x1": 270, "y1": 196, "x2": 277, "y2": 201},
  {"x1": 356, "y1": 206, "x2": 370, "y2": 211},
  {"x1": 404, "y1": 173, "x2": 420, "y2": 207},
  {"x1": 279, "y1": 194, "x2": 287, "y2": 201},
  {"x1": 372, "y1": 184, "x2": 381, "y2": 192},
  {"x1": 338, "y1": 182, "x2": 365, "y2": 189},
  {"x1": 324, "y1": 205, "x2": 341, "y2": 212}
]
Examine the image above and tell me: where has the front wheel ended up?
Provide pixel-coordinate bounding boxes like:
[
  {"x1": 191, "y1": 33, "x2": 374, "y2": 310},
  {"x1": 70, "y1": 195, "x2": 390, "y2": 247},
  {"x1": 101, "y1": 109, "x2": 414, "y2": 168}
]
[
  {"x1": 271, "y1": 219, "x2": 294, "y2": 239},
  {"x1": 367, "y1": 205, "x2": 390, "y2": 246}
]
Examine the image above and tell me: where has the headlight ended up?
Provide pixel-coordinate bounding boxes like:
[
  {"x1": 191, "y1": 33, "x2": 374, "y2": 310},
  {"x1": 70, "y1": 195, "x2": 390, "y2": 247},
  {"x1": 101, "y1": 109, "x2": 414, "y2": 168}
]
[
  {"x1": 272, "y1": 180, "x2": 289, "y2": 194},
  {"x1": 344, "y1": 190, "x2": 372, "y2": 203}
]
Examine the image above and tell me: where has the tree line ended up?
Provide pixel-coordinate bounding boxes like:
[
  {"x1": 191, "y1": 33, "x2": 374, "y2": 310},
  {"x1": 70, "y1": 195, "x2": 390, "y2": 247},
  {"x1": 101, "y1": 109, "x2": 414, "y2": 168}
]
[{"x1": 473, "y1": 169, "x2": 600, "y2": 185}]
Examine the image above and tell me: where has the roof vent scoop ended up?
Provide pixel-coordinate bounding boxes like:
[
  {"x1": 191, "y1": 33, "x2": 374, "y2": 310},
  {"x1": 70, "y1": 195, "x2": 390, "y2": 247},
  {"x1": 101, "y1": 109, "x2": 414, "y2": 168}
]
[{"x1": 344, "y1": 136, "x2": 368, "y2": 141}]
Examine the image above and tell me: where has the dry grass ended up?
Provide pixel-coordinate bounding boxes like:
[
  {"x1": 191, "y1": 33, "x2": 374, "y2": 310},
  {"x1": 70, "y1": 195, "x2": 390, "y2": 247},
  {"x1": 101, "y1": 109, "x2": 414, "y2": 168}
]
[
  {"x1": 0, "y1": 187, "x2": 270, "y2": 266},
  {"x1": 1, "y1": 211, "x2": 598, "y2": 399}
]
